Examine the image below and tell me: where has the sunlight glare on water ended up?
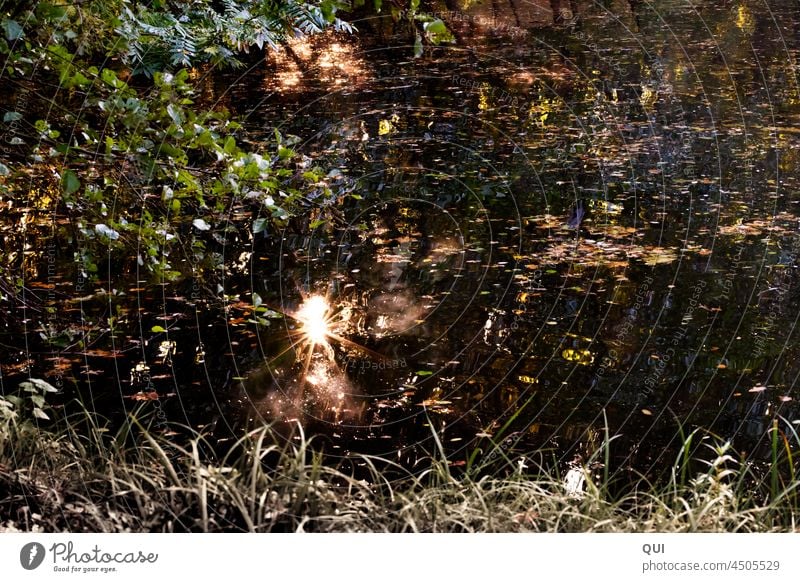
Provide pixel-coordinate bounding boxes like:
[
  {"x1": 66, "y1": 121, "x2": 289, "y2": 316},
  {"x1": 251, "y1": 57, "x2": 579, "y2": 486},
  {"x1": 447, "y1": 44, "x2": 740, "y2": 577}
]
[{"x1": 297, "y1": 295, "x2": 330, "y2": 345}]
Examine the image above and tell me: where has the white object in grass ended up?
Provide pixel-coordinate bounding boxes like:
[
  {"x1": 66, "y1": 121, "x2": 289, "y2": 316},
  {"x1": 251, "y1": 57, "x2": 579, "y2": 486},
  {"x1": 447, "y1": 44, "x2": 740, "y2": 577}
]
[{"x1": 564, "y1": 466, "x2": 586, "y2": 498}]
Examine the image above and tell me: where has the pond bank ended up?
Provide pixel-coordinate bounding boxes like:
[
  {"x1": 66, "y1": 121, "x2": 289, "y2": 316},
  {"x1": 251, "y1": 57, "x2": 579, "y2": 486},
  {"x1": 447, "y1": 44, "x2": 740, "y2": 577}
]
[{"x1": 1, "y1": 401, "x2": 797, "y2": 532}]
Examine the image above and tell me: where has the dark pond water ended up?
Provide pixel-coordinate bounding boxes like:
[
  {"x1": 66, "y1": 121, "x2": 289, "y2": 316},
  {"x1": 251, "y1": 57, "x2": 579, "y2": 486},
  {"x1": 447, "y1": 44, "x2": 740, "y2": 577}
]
[{"x1": 3, "y1": 0, "x2": 800, "y2": 478}]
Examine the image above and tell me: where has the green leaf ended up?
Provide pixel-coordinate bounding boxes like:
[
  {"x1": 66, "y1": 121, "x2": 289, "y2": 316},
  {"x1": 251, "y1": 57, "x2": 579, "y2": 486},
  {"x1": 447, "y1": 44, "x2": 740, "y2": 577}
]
[
  {"x1": 252, "y1": 292, "x2": 263, "y2": 308},
  {"x1": 100, "y1": 68, "x2": 126, "y2": 89},
  {"x1": 320, "y1": 0, "x2": 338, "y2": 22},
  {"x1": 33, "y1": 408, "x2": 50, "y2": 420},
  {"x1": 156, "y1": 143, "x2": 186, "y2": 161},
  {"x1": 252, "y1": 218, "x2": 268, "y2": 234},
  {"x1": 62, "y1": 169, "x2": 80, "y2": 195},
  {"x1": 33, "y1": 378, "x2": 59, "y2": 393},
  {"x1": 36, "y1": 3, "x2": 68, "y2": 20},
  {"x1": 423, "y1": 19, "x2": 454, "y2": 45},
  {"x1": 151, "y1": 325, "x2": 167, "y2": 333},
  {"x1": 166, "y1": 103, "x2": 183, "y2": 127},
  {"x1": 425, "y1": 19, "x2": 447, "y2": 34},
  {"x1": 416, "y1": 370, "x2": 433, "y2": 376},
  {"x1": 5, "y1": 395, "x2": 22, "y2": 408},
  {"x1": 2, "y1": 19, "x2": 23, "y2": 41},
  {"x1": 68, "y1": 71, "x2": 90, "y2": 88},
  {"x1": 413, "y1": 33, "x2": 423, "y2": 58},
  {"x1": 223, "y1": 136, "x2": 237, "y2": 155},
  {"x1": 20, "y1": 378, "x2": 59, "y2": 393},
  {"x1": 3, "y1": 111, "x2": 22, "y2": 122}
]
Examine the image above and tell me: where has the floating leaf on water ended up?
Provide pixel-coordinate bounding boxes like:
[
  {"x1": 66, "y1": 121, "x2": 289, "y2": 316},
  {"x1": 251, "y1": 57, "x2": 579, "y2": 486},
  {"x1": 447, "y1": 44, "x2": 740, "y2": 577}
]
[
  {"x1": 130, "y1": 362, "x2": 151, "y2": 385},
  {"x1": 419, "y1": 399, "x2": 452, "y2": 408},
  {"x1": 561, "y1": 348, "x2": 594, "y2": 365},
  {"x1": 129, "y1": 391, "x2": 159, "y2": 401},
  {"x1": 642, "y1": 248, "x2": 678, "y2": 266},
  {"x1": 157, "y1": 340, "x2": 176, "y2": 362},
  {"x1": 378, "y1": 115, "x2": 399, "y2": 136}
]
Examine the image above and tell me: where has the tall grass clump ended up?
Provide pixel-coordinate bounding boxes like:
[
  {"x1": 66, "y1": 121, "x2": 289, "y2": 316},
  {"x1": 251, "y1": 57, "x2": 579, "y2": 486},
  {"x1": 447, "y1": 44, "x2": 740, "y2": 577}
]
[{"x1": 0, "y1": 388, "x2": 798, "y2": 532}]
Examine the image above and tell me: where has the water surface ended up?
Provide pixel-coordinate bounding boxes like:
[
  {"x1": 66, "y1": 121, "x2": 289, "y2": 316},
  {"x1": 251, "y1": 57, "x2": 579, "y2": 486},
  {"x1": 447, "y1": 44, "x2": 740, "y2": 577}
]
[{"x1": 3, "y1": 0, "x2": 800, "y2": 477}]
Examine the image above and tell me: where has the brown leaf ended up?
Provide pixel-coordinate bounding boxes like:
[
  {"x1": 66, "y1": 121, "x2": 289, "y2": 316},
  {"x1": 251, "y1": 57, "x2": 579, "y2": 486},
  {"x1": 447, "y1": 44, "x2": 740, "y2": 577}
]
[{"x1": 128, "y1": 391, "x2": 159, "y2": 401}]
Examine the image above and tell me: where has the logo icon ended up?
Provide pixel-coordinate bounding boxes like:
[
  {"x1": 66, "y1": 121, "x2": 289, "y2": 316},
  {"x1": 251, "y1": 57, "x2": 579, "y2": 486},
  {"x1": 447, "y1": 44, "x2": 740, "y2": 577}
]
[{"x1": 20, "y1": 542, "x2": 46, "y2": 570}]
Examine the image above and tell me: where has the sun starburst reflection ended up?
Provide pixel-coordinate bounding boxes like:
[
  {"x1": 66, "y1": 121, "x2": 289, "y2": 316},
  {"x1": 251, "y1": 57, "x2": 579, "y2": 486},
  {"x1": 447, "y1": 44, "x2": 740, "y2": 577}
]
[
  {"x1": 296, "y1": 295, "x2": 331, "y2": 346},
  {"x1": 248, "y1": 294, "x2": 396, "y2": 422}
]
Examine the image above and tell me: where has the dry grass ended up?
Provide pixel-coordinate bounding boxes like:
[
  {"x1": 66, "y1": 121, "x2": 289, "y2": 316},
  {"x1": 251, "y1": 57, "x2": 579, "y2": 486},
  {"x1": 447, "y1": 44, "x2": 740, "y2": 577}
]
[{"x1": 1, "y1": 396, "x2": 798, "y2": 532}]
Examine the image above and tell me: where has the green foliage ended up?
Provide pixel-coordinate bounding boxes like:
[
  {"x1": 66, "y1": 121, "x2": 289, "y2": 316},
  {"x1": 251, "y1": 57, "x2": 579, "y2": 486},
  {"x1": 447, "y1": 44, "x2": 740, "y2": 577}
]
[
  {"x1": 60, "y1": 65, "x2": 347, "y2": 283},
  {"x1": 0, "y1": 2, "x2": 353, "y2": 288},
  {"x1": 113, "y1": 0, "x2": 355, "y2": 75},
  {"x1": 2, "y1": 1, "x2": 354, "y2": 77},
  {"x1": 389, "y1": 1, "x2": 454, "y2": 57},
  {"x1": 2, "y1": 378, "x2": 59, "y2": 423}
]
